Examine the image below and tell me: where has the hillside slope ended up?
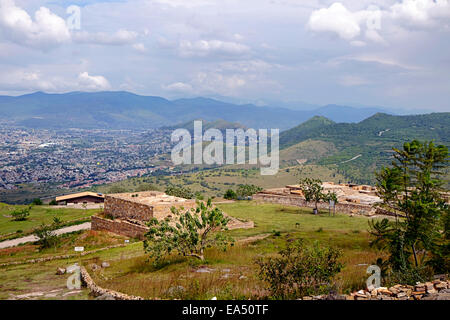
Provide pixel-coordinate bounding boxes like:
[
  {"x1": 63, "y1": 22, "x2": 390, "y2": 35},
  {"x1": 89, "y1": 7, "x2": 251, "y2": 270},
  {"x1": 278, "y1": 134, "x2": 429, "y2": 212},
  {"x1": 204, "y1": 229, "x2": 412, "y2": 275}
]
[{"x1": 279, "y1": 112, "x2": 450, "y2": 184}]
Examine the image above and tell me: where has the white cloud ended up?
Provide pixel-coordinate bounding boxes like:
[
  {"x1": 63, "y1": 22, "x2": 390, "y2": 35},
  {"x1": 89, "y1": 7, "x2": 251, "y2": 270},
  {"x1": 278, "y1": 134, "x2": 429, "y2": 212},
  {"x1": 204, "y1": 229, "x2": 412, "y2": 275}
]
[
  {"x1": 390, "y1": 0, "x2": 450, "y2": 27},
  {"x1": 0, "y1": 69, "x2": 58, "y2": 91},
  {"x1": 308, "y1": 3, "x2": 362, "y2": 40},
  {"x1": 163, "y1": 82, "x2": 193, "y2": 93},
  {"x1": 132, "y1": 43, "x2": 147, "y2": 52},
  {"x1": 308, "y1": 1, "x2": 450, "y2": 45},
  {"x1": 77, "y1": 72, "x2": 111, "y2": 91},
  {"x1": 178, "y1": 39, "x2": 250, "y2": 57},
  {"x1": 342, "y1": 55, "x2": 423, "y2": 71},
  {"x1": 0, "y1": 0, "x2": 70, "y2": 49},
  {"x1": 73, "y1": 29, "x2": 138, "y2": 46}
]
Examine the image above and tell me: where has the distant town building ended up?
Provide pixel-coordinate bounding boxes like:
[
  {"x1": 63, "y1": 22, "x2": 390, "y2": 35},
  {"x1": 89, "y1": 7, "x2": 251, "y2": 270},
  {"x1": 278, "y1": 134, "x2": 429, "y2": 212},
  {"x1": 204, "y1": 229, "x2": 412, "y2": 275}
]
[{"x1": 55, "y1": 192, "x2": 105, "y2": 205}]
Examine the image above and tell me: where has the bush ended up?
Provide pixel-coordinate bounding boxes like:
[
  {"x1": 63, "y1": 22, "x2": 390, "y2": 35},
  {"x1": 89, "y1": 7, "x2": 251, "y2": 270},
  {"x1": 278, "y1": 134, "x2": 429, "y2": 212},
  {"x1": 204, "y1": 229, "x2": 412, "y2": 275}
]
[
  {"x1": 255, "y1": 240, "x2": 343, "y2": 299},
  {"x1": 165, "y1": 185, "x2": 194, "y2": 199},
  {"x1": 236, "y1": 184, "x2": 263, "y2": 198},
  {"x1": 11, "y1": 207, "x2": 30, "y2": 221},
  {"x1": 144, "y1": 199, "x2": 234, "y2": 262},
  {"x1": 31, "y1": 198, "x2": 43, "y2": 205},
  {"x1": 224, "y1": 189, "x2": 237, "y2": 200},
  {"x1": 33, "y1": 223, "x2": 61, "y2": 250},
  {"x1": 49, "y1": 199, "x2": 57, "y2": 206}
]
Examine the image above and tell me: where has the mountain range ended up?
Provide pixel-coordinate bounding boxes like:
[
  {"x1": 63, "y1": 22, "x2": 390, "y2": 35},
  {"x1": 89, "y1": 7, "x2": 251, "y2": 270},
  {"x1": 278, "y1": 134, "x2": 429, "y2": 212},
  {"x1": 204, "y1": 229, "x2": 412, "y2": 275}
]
[{"x1": 0, "y1": 91, "x2": 393, "y2": 130}]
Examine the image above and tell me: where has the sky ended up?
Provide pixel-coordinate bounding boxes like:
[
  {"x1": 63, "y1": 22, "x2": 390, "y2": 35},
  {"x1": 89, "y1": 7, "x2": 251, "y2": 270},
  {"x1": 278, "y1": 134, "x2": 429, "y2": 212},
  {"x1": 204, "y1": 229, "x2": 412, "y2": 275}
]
[{"x1": 0, "y1": 0, "x2": 449, "y2": 112}]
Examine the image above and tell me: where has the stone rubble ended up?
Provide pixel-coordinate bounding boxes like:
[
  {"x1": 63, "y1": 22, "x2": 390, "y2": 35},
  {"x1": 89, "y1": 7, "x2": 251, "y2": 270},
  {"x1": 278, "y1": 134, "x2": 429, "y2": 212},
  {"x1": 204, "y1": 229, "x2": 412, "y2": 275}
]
[{"x1": 301, "y1": 279, "x2": 450, "y2": 300}]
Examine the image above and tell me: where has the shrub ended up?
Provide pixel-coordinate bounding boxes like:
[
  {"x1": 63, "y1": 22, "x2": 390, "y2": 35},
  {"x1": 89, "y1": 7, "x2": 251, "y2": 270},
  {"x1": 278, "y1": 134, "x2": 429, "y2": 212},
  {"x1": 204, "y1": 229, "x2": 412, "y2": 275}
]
[
  {"x1": 165, "y1": 186, "x2": 194, "y2": 199},
  {"x1": 11, "y1": 207, "x2": 30, "y2": 221},
  {"x1": 33, "y1": 223, "x2": 61, "y2": 250},
  {"x1": 224, "y1": 189, "x2": 237, "y2": 200},
  {"x1": 49, "y1": 199, "x2": 57, "y2": 206},
  {"x1": 236, "y1": 184, "x2": 263, "y2": 198},
  {"x1": 144, "y1": 199, "x2": 234, "y2": 262},
  {"x1": 255, "y1": 240, "x2": 343, "y2": 299},
  {"x1": 31, "y1": 198, "x2": 43, "y2": 205}
]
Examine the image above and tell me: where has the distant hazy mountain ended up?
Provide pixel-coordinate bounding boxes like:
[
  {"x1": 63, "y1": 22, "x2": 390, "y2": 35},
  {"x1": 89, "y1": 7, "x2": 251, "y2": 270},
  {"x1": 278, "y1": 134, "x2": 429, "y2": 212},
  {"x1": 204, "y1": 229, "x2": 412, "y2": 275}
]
[
  {"x1": 0, "y1": 91, "x2": 391, "y2": 130},
  {"x1": 162, "y1": 119, "x2": 247, "y2": 134}
]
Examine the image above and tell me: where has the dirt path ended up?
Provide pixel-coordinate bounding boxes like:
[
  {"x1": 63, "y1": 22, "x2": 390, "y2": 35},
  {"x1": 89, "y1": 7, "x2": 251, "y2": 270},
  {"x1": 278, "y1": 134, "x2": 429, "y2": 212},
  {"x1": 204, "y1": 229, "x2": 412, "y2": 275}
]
[{"x1": 0, "y1": 222, "x2": 91, "y2": 249}]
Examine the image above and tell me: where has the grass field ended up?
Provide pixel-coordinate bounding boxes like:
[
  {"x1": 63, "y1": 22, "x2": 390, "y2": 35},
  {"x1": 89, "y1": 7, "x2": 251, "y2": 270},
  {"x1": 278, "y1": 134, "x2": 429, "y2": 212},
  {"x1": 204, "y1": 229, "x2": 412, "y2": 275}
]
[
  {"x1": 85, "y1": 202, "x2": 385, "y2": 299},
  {"x1": 0, "y1": 203, "x2": 100, "y2": 236},
  {"x1": 0, "y1": 230, "x2": 134, "y2": 300},
  {"x1": 0, "y1": 201, "x2": 386, "y2": 300}
]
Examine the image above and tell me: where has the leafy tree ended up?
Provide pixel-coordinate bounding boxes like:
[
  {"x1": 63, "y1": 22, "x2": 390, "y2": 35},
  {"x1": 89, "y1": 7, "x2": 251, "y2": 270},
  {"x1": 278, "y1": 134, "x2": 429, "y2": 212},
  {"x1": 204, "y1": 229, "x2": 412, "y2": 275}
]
[
  {"x1": 370, "y1": 140, "x2": 449, "y2": 281},
  {"x1": 49, "y1": 199, "x2": 58, "y2": 206},
  {"x1": 31, "y1": 198, "x2": 43, "y2": 205},
  {"x1": 224, "y1": 189, "x2": 237, "y2": 200},
  {"x1": 299, "y1": 178, "x2": 325, "y2": 214},
  {"x1": 33, "y1": 221, "x2": 61, "y2": 250},
  {"x1": 165, "y1": 185, "x2": 194, "y2": 199},
  {"x1": 11, "y1": 207, "x2": 30, "y2": 221},
  {"x1": 143, "y1": 199, "x2": 234, "y2": 262},
  {"x1": 255, "y1": 240, "x2": 343, "y2": 299},
  {"x1": 323, "y1": 191, "x2": 338, "y2": 216}
]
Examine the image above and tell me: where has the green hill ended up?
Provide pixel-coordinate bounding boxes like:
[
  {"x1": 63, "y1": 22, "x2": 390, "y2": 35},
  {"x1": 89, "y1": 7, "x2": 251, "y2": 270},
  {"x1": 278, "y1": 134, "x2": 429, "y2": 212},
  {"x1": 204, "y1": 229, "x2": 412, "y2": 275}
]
[{"x1": 279, "y1": 112, "x2": 450, "y2": 184}]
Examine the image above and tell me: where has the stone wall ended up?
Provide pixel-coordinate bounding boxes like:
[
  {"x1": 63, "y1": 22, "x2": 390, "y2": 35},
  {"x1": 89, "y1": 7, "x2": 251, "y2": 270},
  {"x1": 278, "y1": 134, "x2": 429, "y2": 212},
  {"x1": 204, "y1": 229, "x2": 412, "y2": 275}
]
[
  {"x1": 80, "y1": 266, "x2": 144, "y2": 300},
  {"x1": 91, "y1": 216, "x2": 149, "y2": 240},
  {"x1": 253, "y1": 193, "x2": 375, "y2": 216},
  {"x1": 104, "y1": 196, "x2": 154, "y2": 221}
]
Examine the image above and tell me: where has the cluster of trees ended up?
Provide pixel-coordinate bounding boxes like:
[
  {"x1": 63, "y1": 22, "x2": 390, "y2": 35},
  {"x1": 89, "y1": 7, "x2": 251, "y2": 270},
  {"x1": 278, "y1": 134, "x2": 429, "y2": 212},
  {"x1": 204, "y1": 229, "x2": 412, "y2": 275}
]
[
  {"x1": 370, "y1": 140, "x2": 449, "y2": 283},
  {"x1": 223, "y1": 184, "x2": 263, "y2": 200},
  {"x1": 165, "y1": 185, "x2": 195, "y2": 199}
]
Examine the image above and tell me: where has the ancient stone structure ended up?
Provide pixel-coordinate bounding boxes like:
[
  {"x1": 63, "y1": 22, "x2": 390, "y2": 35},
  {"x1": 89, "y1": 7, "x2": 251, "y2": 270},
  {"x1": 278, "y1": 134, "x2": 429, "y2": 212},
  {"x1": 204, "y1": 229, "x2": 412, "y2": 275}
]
[
  {"x1": 91, "y1": 216, "x2": 149, "y2": 240},
  {"x1": 253, "y1": 182, "x2": 391, "y2": 216},
  {"x1": 92, "y1": 191, "x2": 254, "y2": 238}
]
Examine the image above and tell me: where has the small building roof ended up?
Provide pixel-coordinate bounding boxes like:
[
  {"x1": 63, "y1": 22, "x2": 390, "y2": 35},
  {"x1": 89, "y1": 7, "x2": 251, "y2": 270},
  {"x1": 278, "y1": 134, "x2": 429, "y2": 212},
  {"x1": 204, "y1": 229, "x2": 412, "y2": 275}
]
[{"x1": 56, "y1": 192, "x2": 105, "y2": 202}]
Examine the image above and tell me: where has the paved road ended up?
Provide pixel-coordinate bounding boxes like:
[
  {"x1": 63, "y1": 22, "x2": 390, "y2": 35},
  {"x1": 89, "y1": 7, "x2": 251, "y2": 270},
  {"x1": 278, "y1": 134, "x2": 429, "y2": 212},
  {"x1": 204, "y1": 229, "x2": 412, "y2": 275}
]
[{"x1": 0, "y1": 222, "x2": 91, "y2": 249}]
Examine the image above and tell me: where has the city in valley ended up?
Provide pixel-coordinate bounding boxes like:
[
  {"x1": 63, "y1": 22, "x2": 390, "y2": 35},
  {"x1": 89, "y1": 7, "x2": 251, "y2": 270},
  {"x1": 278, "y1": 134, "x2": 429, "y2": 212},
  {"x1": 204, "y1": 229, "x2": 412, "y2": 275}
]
[{"x1": 0, "y1": 125, "x2": 173, "y2": 195}]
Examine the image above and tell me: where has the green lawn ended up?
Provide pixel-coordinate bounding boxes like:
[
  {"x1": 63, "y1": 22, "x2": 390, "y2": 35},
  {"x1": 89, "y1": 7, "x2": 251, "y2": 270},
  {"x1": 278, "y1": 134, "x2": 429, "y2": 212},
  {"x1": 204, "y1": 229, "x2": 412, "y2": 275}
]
[
  {"x1": 84, "y1": 202, "x2": 385, "y2": 299},
  {"x1": 0, "y1": 202, "x2": 386, "y2": 300},
  {"x1": 0, "y1": 203, "x2": 100, "y2": 235}
]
